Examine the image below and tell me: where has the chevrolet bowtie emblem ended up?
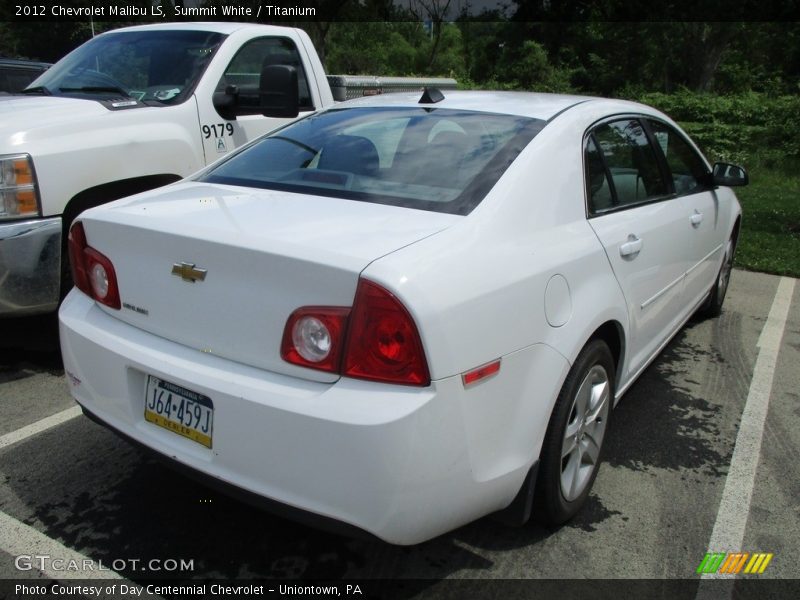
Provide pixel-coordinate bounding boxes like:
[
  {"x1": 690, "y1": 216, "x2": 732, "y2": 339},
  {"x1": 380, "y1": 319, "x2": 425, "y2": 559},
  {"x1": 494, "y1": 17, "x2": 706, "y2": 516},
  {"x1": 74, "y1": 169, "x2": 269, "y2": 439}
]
[{"x1": 171, "y1": 262, "x2": 207, "y2": 283}]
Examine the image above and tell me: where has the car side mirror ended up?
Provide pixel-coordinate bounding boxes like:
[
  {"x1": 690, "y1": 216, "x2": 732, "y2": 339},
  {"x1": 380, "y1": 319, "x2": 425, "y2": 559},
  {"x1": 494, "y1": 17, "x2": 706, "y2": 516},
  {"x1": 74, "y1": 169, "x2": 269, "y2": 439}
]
[
  {"x1": 711, "y1": 162, "x2": 749, "y2": 187},
  {"x1": 213, "y1": 84, "x2": 239, "y2": 121},
  {"x1": 260, "y1": 64, "x2": 299, "y2": 119}
]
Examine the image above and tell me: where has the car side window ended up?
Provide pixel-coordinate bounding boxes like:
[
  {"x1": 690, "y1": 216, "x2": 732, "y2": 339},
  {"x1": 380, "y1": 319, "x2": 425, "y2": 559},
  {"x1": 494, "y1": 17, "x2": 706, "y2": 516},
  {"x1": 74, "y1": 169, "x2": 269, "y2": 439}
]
[
  {"x1": 585, "y1": 136, "x2": 614, "y2": 213},
  {"x1": 217, "y1": 37, "x2": 314, "y2": 115},
  {"x1": 647, "y1": 119, "x2": 709, "y2": 196},
  {"x1": 590, "y1": 119, "x2": 668, "y2": 210}
]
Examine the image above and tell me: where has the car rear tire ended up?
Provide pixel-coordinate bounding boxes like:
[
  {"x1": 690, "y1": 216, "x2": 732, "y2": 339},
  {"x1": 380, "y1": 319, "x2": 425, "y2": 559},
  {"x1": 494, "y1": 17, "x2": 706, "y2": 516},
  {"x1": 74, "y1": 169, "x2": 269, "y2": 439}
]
[
  {"x1": 534, "y1": 339, "x2": 614, "y2": 525},
  {"x1": 699, "y1": 233, "x2": 735, "y2": 319}
]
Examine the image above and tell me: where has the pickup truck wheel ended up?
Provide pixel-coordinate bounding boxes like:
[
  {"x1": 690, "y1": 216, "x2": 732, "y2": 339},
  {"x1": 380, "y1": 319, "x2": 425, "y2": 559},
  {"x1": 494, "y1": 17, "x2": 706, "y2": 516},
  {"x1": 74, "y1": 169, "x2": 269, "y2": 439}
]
[
  {"x1": 699, "y1": 234, "x2": 735, "y2": 319},
  {"x1": 535, "y1": 339, "x2": 614, "y2": 525}
]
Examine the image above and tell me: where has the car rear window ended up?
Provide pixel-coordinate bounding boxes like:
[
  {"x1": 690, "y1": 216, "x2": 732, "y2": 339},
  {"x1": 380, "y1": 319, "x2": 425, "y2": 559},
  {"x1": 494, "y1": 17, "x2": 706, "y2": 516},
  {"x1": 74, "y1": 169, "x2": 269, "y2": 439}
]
[{"x1": 200, "y1": 107, "x2": 545, "y2": 215}]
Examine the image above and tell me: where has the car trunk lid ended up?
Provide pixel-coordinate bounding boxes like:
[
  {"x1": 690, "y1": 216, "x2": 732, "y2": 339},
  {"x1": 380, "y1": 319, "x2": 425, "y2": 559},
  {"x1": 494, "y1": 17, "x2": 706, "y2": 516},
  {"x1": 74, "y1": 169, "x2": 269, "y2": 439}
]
[{"x1": 79, "y1": 182, "x2": 458, "y2": 382}]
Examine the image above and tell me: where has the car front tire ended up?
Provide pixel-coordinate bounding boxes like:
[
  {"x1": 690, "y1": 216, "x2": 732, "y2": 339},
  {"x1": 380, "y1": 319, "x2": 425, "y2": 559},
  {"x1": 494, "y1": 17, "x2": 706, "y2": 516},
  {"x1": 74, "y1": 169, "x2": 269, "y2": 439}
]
[
  {"x1": 699, "y1": 233, "x2": 736, "y2": 319},
  {"x1": 535, "y1": 339, "x2": 614, "y2": 525}
]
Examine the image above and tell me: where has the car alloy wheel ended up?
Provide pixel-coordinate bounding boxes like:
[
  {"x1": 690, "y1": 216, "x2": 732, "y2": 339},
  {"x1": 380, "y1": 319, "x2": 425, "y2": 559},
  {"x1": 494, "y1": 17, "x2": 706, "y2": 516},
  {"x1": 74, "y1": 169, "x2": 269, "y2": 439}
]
[
  {"x1": 560, "y1": 364, "x2": 611, "y2": 502},
  {"x1": 535, "y1": 339, "x2": 615, "y2": 525}
]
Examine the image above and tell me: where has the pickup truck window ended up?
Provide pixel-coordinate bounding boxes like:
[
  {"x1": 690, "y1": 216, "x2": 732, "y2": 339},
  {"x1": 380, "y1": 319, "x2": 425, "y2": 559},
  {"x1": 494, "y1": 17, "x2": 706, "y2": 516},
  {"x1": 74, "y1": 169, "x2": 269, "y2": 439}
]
[
  {"x1": 200, "y1": 107, "x2": 544, "y2": 215},
  {"x1": 217, "y1": 37, "x2": 314, "y2": 115},
  {"x1": 25, "y1": 30, "x2": 224, "y2": 104}
]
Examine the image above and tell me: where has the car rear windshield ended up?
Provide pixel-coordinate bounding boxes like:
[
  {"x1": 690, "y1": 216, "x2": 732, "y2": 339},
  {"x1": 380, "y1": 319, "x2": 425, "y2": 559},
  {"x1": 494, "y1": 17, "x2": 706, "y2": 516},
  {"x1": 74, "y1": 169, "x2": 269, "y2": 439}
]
[{"x1": 200, "y1": 107, "x2": 545, "y2": 215}]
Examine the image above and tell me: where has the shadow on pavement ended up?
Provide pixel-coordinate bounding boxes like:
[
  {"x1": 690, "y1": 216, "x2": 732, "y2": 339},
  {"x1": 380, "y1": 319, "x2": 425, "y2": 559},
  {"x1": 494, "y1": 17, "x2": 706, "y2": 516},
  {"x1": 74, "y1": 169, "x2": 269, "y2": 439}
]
[{"x1": 0, "y1": 313, "x2": 63, "y2": 372}]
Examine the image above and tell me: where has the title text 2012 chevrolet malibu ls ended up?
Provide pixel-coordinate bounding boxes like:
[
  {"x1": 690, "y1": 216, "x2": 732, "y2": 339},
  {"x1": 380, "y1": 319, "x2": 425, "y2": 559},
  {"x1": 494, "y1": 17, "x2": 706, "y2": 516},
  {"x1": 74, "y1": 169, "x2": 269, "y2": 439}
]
[{"x1": 59, "y1": 90, "x2": 747, "y2": 544}]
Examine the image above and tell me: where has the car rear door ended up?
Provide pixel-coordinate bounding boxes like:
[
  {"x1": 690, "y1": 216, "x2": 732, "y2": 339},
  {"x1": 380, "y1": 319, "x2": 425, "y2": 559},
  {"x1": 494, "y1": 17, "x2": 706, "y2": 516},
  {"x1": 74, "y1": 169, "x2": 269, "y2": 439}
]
[{"x1": 585, "y1": 117, "x2": 691, "y2": 380}]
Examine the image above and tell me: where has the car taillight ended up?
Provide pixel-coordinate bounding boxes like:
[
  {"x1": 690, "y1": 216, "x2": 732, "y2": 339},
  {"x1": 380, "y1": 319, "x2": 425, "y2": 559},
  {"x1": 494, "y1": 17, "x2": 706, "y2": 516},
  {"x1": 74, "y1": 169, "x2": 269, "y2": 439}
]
[
  {"x1": 67, "y1": 221, "x2": 121, "y2": 309},
  {"x1": 281, "y1": 279, "x2": 430, "y2": 387},
  {"x1": 67, "y1": 222, "x2": 90, "y2": 295},
  {"x1": 342, "y1": 280, "x2": 430, "y2": 386}
]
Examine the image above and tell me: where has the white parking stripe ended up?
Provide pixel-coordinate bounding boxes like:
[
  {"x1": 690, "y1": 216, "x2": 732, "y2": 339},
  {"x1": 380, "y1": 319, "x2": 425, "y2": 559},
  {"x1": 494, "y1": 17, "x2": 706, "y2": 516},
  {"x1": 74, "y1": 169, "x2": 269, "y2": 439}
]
[
  {"x1": 696, "y1": 276, "x2": 795, "y2": 596},
  {"x1": 0, "y1": 406, "x2": 82, "y2": 451},
  {"x1": 0, "y1": 509, "x2": 122, "y2": 580}
]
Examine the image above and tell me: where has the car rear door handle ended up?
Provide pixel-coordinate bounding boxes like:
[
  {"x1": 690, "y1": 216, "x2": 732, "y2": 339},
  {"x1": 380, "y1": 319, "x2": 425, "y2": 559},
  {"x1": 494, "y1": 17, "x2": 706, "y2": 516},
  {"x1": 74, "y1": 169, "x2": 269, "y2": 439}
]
[
  {"x1": 690, "y1": 210, "x2": 703, "y2": 227},
  {"x1": 619, "y1": 234, "x2": 642, "y2": 258}
]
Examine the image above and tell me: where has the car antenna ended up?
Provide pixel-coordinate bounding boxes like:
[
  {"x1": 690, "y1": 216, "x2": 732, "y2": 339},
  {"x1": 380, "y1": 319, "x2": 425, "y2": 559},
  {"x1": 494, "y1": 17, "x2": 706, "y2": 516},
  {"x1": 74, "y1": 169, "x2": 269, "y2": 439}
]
[{"x1": 419, "y1": 87, "x2": 444, "y2": 104}]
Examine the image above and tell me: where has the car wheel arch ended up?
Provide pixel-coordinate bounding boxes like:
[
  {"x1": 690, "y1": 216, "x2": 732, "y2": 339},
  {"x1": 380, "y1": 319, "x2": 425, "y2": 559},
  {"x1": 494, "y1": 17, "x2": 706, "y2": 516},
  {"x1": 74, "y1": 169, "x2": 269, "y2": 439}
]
[
  {"x1": 503, "y1": 320, "x2": 624, "y2": 527},
  {"x1": 588, "y1": 320, "x2": 625, "y2": 394}
]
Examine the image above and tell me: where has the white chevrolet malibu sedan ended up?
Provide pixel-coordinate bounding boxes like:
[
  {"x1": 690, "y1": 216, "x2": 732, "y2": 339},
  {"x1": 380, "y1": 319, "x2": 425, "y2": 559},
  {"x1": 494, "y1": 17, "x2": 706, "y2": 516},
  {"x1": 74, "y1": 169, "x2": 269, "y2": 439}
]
[{"x1": 59, "y1": 90, "x2": 746, "y2": 544}]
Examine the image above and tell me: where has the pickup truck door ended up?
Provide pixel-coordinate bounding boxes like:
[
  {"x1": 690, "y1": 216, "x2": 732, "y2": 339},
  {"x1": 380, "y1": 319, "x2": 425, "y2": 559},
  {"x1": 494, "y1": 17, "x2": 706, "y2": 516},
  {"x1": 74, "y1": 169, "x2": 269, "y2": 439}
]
[{"x1": 196, "y1": 36, "x2": 318, "y2": 165}]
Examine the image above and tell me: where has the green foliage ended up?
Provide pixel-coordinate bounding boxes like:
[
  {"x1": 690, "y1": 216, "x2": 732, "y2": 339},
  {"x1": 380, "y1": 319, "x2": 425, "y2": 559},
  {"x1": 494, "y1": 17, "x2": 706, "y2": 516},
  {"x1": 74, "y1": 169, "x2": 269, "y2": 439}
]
[
  {"x1": 323, "y1": 22, "x2": 465, "y2": 77},
  {"x1": 456, "y1": 19, "x2": 513, "y2": 85},
  {"x1": 428, "y1": 23, "x2": 465, "y2": 76},
  {"x1": 629, "y1": 90, "x2": 800, "y2": 168},
  {"x1": 493, "y1": 40, "x2": 575, "y2": 93},
  {"x1": 734, "y1": 169, "x2": 800, "y2": 278}
]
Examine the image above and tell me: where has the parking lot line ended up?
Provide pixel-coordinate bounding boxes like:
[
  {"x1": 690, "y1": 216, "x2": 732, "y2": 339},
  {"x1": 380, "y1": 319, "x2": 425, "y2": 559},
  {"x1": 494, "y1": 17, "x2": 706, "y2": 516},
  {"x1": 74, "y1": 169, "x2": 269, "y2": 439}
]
[
  {"x1": 697, "y1": 276, "x2": 795, "y2": 593},
  {"x1": 0, "y1": 405, "x2": 82, "y2": 451}
]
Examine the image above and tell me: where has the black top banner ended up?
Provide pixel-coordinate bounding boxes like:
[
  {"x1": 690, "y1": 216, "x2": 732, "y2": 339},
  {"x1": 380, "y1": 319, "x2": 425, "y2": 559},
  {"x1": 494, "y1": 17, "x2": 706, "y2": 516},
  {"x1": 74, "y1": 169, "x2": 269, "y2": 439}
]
[{"x1": 3, "y1": 0, "x2": 800, "y2": 23}]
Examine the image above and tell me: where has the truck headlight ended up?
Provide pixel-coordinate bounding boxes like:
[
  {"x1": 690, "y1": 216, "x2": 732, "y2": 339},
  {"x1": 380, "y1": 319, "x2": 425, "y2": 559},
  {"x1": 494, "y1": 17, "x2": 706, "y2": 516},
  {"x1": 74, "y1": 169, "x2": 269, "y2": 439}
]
[{"x1": 0, "y1": 154, "x2": 40, "y2": 220}]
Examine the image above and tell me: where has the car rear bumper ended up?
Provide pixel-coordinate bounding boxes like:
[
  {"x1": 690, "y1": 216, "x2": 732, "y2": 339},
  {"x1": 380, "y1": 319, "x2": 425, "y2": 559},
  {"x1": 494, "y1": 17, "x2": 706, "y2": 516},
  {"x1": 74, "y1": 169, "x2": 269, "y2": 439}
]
[
  {"x1": 59, "y1": 290, "x2": 566, "y2": 544},
  {"x1": 0, "y1": 217, "x2": 61, "y2": 317},
  {"x1": 78, "y1": 403, "x2": 384, "y2": 542}
]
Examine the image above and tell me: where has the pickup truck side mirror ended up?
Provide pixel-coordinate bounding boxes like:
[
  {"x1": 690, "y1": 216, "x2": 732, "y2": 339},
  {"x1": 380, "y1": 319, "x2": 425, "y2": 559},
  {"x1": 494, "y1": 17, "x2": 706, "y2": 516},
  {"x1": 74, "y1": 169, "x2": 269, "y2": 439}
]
[
  {"x1": 260, "y1": 64, "x2": 299, "y2": 119},
  {"x1": 213, "y1": 84, "x2": 239, "y2": 121},
  {"x1": 710, "y1": 162, "x2": 749, "y2": 187}
]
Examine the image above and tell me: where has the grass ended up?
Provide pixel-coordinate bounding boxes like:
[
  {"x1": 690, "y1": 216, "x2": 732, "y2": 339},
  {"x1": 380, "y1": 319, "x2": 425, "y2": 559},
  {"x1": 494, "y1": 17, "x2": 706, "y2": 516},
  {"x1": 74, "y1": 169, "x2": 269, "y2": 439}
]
[{"x1": 733, "y1": 164, "x2": 800, "y2": 278}]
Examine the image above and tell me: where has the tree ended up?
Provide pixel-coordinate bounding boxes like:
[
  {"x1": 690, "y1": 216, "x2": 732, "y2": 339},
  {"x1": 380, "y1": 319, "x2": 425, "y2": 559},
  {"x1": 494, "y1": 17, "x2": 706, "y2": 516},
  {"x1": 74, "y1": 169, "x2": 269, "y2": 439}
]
[
  {"x1": 408, "y1": 0, "x2": 454, "y2": 71},
  {"x1": 681, "y1": 23, "x2": 743, "y2": 92}
]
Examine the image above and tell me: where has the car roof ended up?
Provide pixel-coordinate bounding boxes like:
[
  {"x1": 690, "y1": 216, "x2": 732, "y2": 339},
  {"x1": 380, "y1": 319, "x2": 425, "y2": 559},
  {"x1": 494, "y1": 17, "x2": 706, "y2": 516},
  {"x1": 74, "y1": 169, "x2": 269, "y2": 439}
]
[{"x1": 334, "y1": 90, "x2": 621, "y2": 122}]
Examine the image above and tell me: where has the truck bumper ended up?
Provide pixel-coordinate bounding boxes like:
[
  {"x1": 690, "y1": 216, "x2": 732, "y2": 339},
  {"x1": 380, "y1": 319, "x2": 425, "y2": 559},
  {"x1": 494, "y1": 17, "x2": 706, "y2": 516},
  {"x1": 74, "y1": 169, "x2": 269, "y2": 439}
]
[{"x1": 0, "y1": 217, "x2": 62, "y2": 317}]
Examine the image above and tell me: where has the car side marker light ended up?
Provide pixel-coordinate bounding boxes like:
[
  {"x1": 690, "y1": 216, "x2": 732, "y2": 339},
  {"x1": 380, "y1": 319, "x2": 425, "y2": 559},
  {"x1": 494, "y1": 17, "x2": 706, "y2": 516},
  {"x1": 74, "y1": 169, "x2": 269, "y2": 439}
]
[{"x1": 462, "y1": 359, "x2": 501, "y2": 387}]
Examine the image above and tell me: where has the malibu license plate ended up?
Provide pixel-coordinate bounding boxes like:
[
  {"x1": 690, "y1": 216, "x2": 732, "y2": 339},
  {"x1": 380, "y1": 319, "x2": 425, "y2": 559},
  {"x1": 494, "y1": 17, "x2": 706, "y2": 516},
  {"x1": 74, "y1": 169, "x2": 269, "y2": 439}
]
[{"x1": 144, "y1": 376, "x2": 214, "y2": 448}]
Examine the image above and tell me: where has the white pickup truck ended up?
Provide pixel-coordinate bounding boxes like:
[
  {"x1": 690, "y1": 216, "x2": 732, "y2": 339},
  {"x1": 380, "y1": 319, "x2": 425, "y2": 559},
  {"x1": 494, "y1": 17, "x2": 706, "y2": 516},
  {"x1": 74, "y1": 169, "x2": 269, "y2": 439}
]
[{"x1": 0, "y1": 22, "x2": 455, "y2": 317}]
